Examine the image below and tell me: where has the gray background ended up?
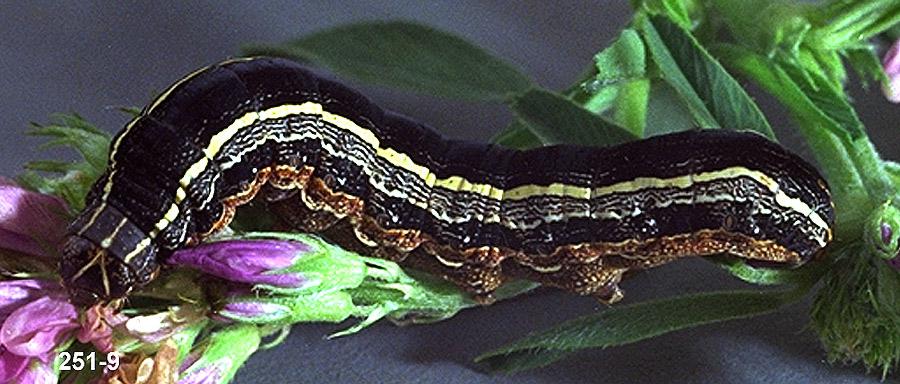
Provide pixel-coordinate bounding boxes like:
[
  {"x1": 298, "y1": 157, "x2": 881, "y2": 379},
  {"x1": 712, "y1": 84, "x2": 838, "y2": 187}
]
[{"x1": 2, "y1": 2, "x2": 899, "y2": 383}]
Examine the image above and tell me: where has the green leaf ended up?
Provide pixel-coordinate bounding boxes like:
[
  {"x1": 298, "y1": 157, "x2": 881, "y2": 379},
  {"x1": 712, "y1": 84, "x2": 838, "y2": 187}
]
[
  {"x1": 242, "y1": 21, "x2": 532, "y2": 102},
  {"x1": 613, "y1": 78, "x2": 650, "y2": 137},
  {"x1": 590, "y1": 29, "x2": 646, "y2": 87},
  {"x1": 18, "y1": 114, "x2": 111, "y2": 211},
  {"x1": 777, "y1": 57, "x2": 865, "y2": 140},
  {"x1": 638, "y1": 15, "x2": 775, "y2": 138},
  {"x1": 704, "y1": 0, "x2": 808, "y2": 56},
  {"x1": 639, "y1": 15, "x2": 715, "y2": 128},
  {"x1": 492, "y1": 120, "x2": 543, "y2": 149},
  {"x1": 643, "y1": 80, "x2": 697, "y2": 136},
  {"x1": 886, "y1": 161, "x2": 900, "y2": 198},
  {"x1": 842, "y1": 44, "x2": 888, "y2": 86},
  {"x1": 641, "y1": 0, "x2": 696, "y2": 29},
  {"x1": 810, "y1": 1, "x2": 900, "y2": 51},
  {"x1": 510, "y1": 88, "x2": 638, "y2": 147},
  {"x1": 28, "y1": 114, "x2": 110, "y2": 172},
  {"x1": 476, "y1": 285, "x2": 810, "y2": 373},
  {"x1": 718, "y1": 45, "x2": 871, "y2": 225},
  {"x1": 797, "y1": 45, "x2": 846, "y2": 89}
]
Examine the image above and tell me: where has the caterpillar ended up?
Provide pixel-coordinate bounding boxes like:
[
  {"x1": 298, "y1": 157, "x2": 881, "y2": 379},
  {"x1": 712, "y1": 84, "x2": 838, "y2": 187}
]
[{"x1": 60, "y1": 57, "x2": 835, "y2": 306}]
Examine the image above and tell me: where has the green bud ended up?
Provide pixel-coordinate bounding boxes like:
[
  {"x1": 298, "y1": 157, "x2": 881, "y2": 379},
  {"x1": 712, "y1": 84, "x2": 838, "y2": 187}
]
[
  {"x1": 216, "y1": 290, "x2": 355, "y2": 325},
  {"x1": 234, "y1": 232, "x2": 368, "y2": 294},
  {"x1": 179, "y1": 324, "x2": 261, "y2": 384},
  {"x1": 865, "y1": 202, "x2": 900, "y2": 259},
  {"x1": 170, "y1": 319, "x2": 208, "y2": 364}
]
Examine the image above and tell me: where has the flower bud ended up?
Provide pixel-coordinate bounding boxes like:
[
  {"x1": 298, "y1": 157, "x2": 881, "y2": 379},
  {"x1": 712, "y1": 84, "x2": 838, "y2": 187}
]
[
  {"x1": 883, "y1": 39, "x2": 900, "y2": 103},
  {"x1": 214, "y1": 289, "x2": 354, "y2": 325},
  {"x1": 865, "y1": 203, "x2": 900, "y2": 260},
  {"x1": 168, "y1": 235, "x2": 368, "y2": 294},
  {"x1": 167, "y1": 240, "x2": 313, "y2": 289}
]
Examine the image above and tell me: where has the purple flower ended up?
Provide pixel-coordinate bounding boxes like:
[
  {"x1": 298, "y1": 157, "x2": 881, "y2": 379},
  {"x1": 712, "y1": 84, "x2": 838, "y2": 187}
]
[
  {"x1": 0, "y1": 279, "x2": 77, "y2": 384},
  {"x1": 0, "y1": 346, "x2": 29, "y2": 382},
  {"x1": 167, "y1": 240, "x2": 313, "y2": 289},
  {"x1": 1, "y1": 295, "x2": 78, "y2": 358},
  {"x1": 0, "y1": 279, "x2": 64, "y2": 321},
  {"x1": 0, "y1": 177, "x2": 68, "y2": 259},
  {"x1": 11, "y1": 358, "x2": 56, "y2": 384},
  {"x1": 883, "y1": 39, "x2": 900, "y2": 103}
]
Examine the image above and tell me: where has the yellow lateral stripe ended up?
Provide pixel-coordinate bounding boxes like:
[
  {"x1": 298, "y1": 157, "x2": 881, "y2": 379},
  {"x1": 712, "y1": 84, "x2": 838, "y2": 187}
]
[{"x1": 248, "y1": 103, "x2": 783, "y2": 202}]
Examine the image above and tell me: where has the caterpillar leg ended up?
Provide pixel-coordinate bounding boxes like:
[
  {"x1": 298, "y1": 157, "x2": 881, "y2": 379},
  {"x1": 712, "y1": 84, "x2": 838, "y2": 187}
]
[
  {"x1": 267, "y1": 192, "x2": 343, "y2": 233},
  {"x1": 504, "y1": 255, "x2": 629, "y2": 304},
  {"x1": 404, "y1": 246, "x2": 507, "y2": 304}
]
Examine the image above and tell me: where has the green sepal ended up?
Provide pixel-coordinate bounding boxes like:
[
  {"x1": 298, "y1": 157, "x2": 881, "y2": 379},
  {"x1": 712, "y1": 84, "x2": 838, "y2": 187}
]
[{"x1": 811, "y1": 246, "x2": 900, "y2": 378}]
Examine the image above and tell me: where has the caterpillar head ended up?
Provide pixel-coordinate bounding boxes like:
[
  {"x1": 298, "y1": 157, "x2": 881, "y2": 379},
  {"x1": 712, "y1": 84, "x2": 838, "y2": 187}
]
[{"x1": 60, "y1": 205, "x2": 160, "y2": 306}]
